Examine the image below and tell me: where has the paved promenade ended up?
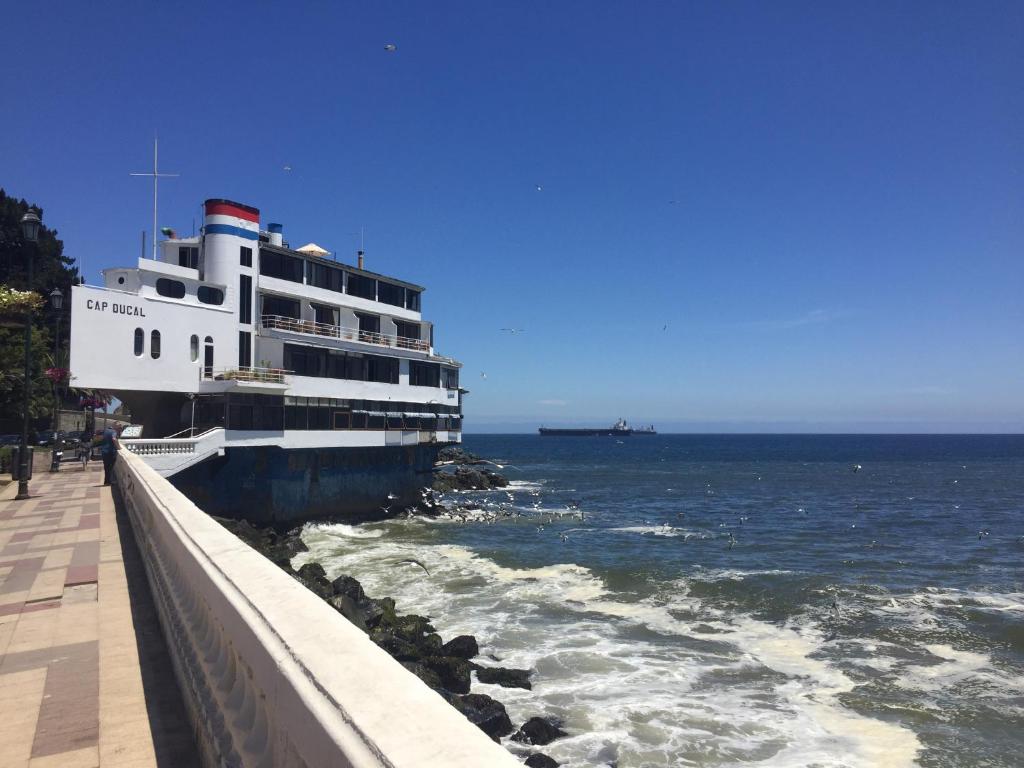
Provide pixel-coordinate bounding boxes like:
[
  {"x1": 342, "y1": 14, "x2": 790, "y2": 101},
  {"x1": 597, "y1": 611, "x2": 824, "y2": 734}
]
[{"x1": 0, "y1": 461, "x2": 196, "y2": 767}]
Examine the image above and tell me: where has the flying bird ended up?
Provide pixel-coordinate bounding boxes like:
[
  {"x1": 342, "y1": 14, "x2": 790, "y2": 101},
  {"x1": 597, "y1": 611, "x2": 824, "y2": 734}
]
[
  {"x1": 480, "y1": 372, "x2": 487, "y2": 380},
  {"x1": 384, "y1": 44, "x2": 397, "y2": 52},
  {"x1": 394, "y1": 558, "x2": 430, "y2": 575},
  {"x1": 500, "y1": 328, "x2": 525, "y2": 334},
  {"x1": 283, "y1": 165, "x2": 292, "y2": 172},
  {"x1": 535, "y1": 185, "x2": 543, "y2": 192}
]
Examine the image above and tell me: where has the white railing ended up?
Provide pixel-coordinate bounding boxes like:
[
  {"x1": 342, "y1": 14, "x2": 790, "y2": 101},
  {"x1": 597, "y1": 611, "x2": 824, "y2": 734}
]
[
  {"x1": 113, "y1": 449, "x2": 518, "y2": 768},
  {"x1": 261, "y1": 314, "x2": 431, "y2": 353},
  {"x1": 201, "y1": 365, "x2": 290, "y2": 385},
  {"x1": 123, "y1": 440, "x2": 197, "y2": 457}
]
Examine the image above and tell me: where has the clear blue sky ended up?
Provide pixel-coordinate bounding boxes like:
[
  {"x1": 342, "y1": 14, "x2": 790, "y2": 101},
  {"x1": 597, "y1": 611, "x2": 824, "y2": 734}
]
[{"x1": 3, "y1": 2, "x2": 1021, "y2": 432}]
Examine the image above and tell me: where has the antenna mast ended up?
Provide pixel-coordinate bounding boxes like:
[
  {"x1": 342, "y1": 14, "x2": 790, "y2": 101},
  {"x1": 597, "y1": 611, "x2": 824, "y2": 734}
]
[{"x1": 130, "y1": 135, "x2": 179, "y2": 259}]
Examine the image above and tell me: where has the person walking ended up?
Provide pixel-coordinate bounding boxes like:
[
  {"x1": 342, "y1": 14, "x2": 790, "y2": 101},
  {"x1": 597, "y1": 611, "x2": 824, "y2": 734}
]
[{"x1": 99, "y1": 424, "x2": 119, "y2": 486}]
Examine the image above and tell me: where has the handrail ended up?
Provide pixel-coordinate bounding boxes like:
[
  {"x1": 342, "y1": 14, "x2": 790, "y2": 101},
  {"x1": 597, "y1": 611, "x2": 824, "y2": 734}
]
[
  {"x1": 261, "y1": 314, "x2": 431, "y2": 353},
  {"x1": 200, "y1": 365, "x2": 291, "y2": 384}
]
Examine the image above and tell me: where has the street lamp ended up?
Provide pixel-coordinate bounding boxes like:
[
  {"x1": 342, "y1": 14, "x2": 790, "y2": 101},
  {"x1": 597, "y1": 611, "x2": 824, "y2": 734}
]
[
  {"x1": 49, "y1": 288, "x2": 64, "y2": 472},
  {"x1": 16, "y1": 210, "x2": 41, "y2": 500}
]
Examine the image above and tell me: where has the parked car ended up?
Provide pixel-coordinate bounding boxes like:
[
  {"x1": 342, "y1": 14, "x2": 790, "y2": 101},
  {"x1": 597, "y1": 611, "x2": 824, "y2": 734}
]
[{"x1": 0, "y1": 434, "x2": 21, "y2": 446}]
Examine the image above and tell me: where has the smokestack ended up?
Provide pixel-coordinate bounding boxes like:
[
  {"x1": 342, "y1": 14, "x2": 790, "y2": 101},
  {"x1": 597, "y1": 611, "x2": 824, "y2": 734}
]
[
  {"x1": 357, "y1": 249, "x2": 364, "y2": 270},
  {"x1": 267, "y1": 223, "x2": 283, "y2": 247}
]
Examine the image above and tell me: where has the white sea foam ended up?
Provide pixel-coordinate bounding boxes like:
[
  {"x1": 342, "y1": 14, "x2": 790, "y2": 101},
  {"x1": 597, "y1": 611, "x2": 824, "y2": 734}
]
[
  {"x1": 297, "y1": 524, "x2": 924, "y2": 767},
  {"x1": 607, "y1": 525, "x2": 696, "y2": 538}
]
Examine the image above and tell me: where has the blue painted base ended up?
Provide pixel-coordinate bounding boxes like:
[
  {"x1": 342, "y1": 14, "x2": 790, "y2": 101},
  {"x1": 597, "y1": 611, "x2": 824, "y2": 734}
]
[{"x1": 169, "y1": 443, "x2": 442, "y2": 526}]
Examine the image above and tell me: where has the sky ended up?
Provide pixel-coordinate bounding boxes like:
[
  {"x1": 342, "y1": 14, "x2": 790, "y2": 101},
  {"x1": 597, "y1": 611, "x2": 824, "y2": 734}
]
[{"x1": 2, "y1": 1, "x2": 1021, "y2": 432}]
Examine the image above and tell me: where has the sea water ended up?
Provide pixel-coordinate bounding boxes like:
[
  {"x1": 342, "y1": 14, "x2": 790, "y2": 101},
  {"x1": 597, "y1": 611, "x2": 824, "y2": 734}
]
[{"x1": 295, "y1": 435, "x2": 1024, "y2": 767}]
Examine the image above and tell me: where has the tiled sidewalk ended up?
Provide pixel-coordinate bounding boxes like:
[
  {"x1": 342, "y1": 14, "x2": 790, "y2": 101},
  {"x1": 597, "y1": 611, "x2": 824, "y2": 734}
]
[{"x1": 0, "y1": 462, "x2": 196, "y2": 767}]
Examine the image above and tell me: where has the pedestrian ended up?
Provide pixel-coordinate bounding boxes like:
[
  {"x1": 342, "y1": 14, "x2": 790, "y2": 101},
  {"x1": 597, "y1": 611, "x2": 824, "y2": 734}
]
[{"x1": 99, "y1": 424, "x2": 119, "y2": 486}]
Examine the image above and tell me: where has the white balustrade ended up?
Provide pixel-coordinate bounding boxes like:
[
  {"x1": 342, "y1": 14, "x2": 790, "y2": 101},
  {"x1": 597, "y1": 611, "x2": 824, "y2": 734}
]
[{"x1": 113, "y1": 449, "x2": 518, "y2": 768}]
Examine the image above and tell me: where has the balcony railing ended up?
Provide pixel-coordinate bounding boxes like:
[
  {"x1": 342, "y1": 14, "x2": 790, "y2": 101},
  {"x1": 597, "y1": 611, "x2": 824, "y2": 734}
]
[
  {"x1": 261, "y1": 314, "x2": 431, "y2": 353},
  {"x1": 201, "y1": 366, "x2": 291, "y2": 384}
]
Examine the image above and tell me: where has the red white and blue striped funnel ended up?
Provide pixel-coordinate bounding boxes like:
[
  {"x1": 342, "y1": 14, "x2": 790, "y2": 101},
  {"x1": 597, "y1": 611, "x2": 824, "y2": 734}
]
[{"x1": 203, "y1": 199, "x2": 260, "y2": 241}]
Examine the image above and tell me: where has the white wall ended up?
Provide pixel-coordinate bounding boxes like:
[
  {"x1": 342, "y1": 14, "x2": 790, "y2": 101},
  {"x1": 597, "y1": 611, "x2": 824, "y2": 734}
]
[
  {"x1": 70, "y1": 284, "x2": 237, "y2": 393},
  {"x1": 114, "y1": 449, "x2": 512, "y2": 767}
]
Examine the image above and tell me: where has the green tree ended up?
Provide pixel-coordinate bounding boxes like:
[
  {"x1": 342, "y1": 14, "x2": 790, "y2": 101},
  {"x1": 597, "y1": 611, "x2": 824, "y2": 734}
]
[{"x1": 0, "y1": 189, "x2": 81, "y2": 431}]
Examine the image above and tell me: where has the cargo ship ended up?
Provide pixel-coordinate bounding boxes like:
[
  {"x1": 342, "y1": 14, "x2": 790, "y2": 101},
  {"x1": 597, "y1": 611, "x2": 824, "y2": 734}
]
[{"x1": 539, "y1": 418, "x2": 655, "y2": 436}]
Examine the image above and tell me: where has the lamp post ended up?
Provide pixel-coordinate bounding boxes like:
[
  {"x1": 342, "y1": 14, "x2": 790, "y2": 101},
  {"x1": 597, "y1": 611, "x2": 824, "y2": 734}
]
[
  {"x1": 49, "y1": 288, "x2": 64, "y2": 472},
  {"x1": 16, "y1": 210, "x2": 41, "y2": 500}
]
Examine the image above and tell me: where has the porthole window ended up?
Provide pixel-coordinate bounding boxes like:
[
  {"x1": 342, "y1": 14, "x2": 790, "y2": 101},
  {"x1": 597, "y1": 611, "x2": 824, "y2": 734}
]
[
  {"x1": 151, "y1": 330, "x2": 161, "y2": 359},
  {"x1": 190, "y1": 334, "x2": 199, "y2": 362},
  {"x1": 133, "y1": 328, "x2": 144, "y2": 357},
  {"x1": 118, "y1": 276, "x2": 125, "y2": 285},
  {"x1": 156, "y1": 278, "x2": 186, "y2": 299},
  {"x1": 197, "y1": 285, "x2": 224, "y2": 305}
]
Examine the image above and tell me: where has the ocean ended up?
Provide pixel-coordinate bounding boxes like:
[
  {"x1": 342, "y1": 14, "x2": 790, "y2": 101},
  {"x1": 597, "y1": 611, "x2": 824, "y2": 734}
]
[{"x1": 295, "y1": 434, "x2": 1024, "y2": 767}]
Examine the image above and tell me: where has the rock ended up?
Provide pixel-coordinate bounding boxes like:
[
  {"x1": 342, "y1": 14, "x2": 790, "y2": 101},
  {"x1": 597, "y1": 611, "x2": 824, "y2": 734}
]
[
  {"x1": 294, "y1": 562, "x2": 333, "y2": 599},
  {"x1": 441, "y1": 635, "x2": 479, "y2": 659},
  {"x1": 438, "y1": 446, "x2": 479, "y2": 464},
  {"x1": 432, "y1": 466, "x2": 509, "y2": 492},
  {"x1": 330, "y1": 574, "x2": 366, "y2": 602},
  {"x1": 474, "y1": 665, "x2": 532, "y2": 690},
  {"x1": 447, "y1": 693, "x2": 514, "y2": 740},
  {"x1": 401, "y1": 661, "x2": 443, "y2": 690},
  {"x1": 369, "y1": 630, "x2": 425, "y2": 662},
  {"x1": 513, "y1": 717, "x2": 568, "y2": 746},
  {"x1": 423, "y1": 656, "x2": 473, "y2": 694},
  {"x1": 525, "y1": 754, "x2": 560, "y2": 768},
  {"x1": 327, "y1": 594, "x2": 367, "y2": 631}
]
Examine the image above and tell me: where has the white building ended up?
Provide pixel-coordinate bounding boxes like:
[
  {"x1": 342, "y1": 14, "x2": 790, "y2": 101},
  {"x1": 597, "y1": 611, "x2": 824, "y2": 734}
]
[{"x1": 70, "y1": 199, "x2": 463, "y2": 523}]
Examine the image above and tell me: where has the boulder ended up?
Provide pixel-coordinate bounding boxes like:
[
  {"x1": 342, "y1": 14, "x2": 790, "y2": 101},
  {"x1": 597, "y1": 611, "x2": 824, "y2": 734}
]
[
  {"x1": 447, "y1": 693, "x2": 514, "y2": 740},
  {"x1": 441, "y1": 635, "x2": 479, "y2": 659},
  {"x1": 474, "y1": 665, "x2": 532, "y2": 690},
  {"x1": 400, "y1": 661, "x2": 443, "y2": 690},
  {"x1": 512, "y1": 717, "x2": 568, "y2": 746},
  {"x1": 423, "y1": 656, "x2": 473, "y2": 694},
  {"x1": 327, "y1": 594, "x2": 367, "y2": 631},
  {"x1": 294, "y1": 562, "x2": 333, "y2": 599},
  {"x1": 369, "y1": 630, "x2": 425, "y2": 662},
  {"x1": 525, "y1": 754, "x2": 560, "y2": 768},
  {"x1": 330, "y1": 574, "x2": 366, "y2": 602}
]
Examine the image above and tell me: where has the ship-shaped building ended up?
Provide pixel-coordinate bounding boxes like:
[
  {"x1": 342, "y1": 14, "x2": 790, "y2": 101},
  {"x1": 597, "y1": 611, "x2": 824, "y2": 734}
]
[{"x1": 70, "y1": 199, "x2": 463, "y2": 523}]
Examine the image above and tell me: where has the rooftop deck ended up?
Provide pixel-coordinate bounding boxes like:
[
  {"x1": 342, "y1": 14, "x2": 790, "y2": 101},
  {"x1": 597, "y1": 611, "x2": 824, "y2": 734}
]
[{"x1": 0, "y1": 462, "x2": 195, "y2": 767}]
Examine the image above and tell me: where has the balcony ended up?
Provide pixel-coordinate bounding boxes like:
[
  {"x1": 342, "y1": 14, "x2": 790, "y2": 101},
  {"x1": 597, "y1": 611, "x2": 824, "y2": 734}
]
[
  {"x1": 261, "y1": 314, "x2": 431, "y2": 353},
  {"x1": 199, "y1": 365, "x2": 291, "y2": 392}
]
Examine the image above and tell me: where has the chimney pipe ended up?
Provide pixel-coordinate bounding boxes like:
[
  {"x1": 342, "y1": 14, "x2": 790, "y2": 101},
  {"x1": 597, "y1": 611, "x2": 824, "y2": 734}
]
[
  {"x1": 357, "y1": 249, "x2": 364, "y2": 270},
  {"x1": 268, "y1": 223, "x2": 283, "y2": 247}
]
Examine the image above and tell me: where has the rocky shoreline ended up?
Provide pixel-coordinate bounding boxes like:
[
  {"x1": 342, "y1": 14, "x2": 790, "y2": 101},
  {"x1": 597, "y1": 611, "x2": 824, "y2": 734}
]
[{"x1": 213, "y1": 446, "x2": 566, "y2": 767}]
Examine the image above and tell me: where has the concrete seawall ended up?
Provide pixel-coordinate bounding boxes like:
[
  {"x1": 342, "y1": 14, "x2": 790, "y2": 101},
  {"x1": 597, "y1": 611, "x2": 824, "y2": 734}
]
[{"x1": 114, "y1": 448, "x2": 520, "y2": 767}]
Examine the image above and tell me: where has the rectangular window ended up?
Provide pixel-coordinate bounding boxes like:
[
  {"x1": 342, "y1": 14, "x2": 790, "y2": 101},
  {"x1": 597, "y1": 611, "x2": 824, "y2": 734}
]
[
  {"x1": 366, "y1": 355, "x2": 399, "y2": 384},
  {"x1": 395, "y1": 321, "x2": 420, "y2": 340},
  {"x1": 178, "y1": 246, "x2": 199, "y2": 270},
  {"x1": 347, "y1": 273, "x2": 376, "y2": 300},
  {"x1": 240, "y1": 246, "x2": 253, "y2": 267},
  {"x1": 262, "y1": 294, "x2": 300, "y2": 320},
  {"x1": 377, "y1": 281, "x2": 405, "y2": 307},
  {"x1": 333, "y1": 412, "x2": 350, "y2": 430},
  {"x1": 405, "y1": 290, "x2": 421, "y2": 311},
  {"x1": 259, "y1": 250, "x2": 304, "y2": 282},
  {"x1": 409, "y1": 361, "x2": 441, "y2": 387},
  {"x1": 311, "y1": 302, "x2": 336, "y2": 326},
  {"x1": 308, "y1": 262, "x2": 344, "y2": 292},
  {"x1": 355, "y1": 312, "x2": 380, "y2": 339},
  {"x1": 442, "y1": 367, "x2": 459, "y2": 389},
  {"x1": 239, "y1": 275, "x2": 252, "y2": 324},
  {"x1": 238, "y1": 332, "x2": 251, "y2": 368}
]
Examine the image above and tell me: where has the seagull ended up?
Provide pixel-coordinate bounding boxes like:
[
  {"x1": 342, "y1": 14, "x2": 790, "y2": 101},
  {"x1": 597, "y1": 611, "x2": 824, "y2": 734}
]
[
  {"x1": 500, "y1": 328, "x2": 525, "y2": 334},
  {"x1": 978, "y1": 529, "x2": 990, "y2": 539},
  {"x1": 480, "y1": 372, "x2": 487, "y2": 380},
  {"x1": 394, "y1": 558, "x2": 430, "y2": 575},
  {"x1": 662, "y1": 324, "x2": 668, "y2": 331},
  {"x1": 387, "y1": 492, "x2": 399, "y2": 501},
  {"x1": 535, "y1": 185, "x2": 543, "y2": 192},
  {"x1": 384, "y1": 43, "x2": 397, "y2": 52},
  {"x1": 283, "y1": 165, "x2": 293, "y2": 172}
]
